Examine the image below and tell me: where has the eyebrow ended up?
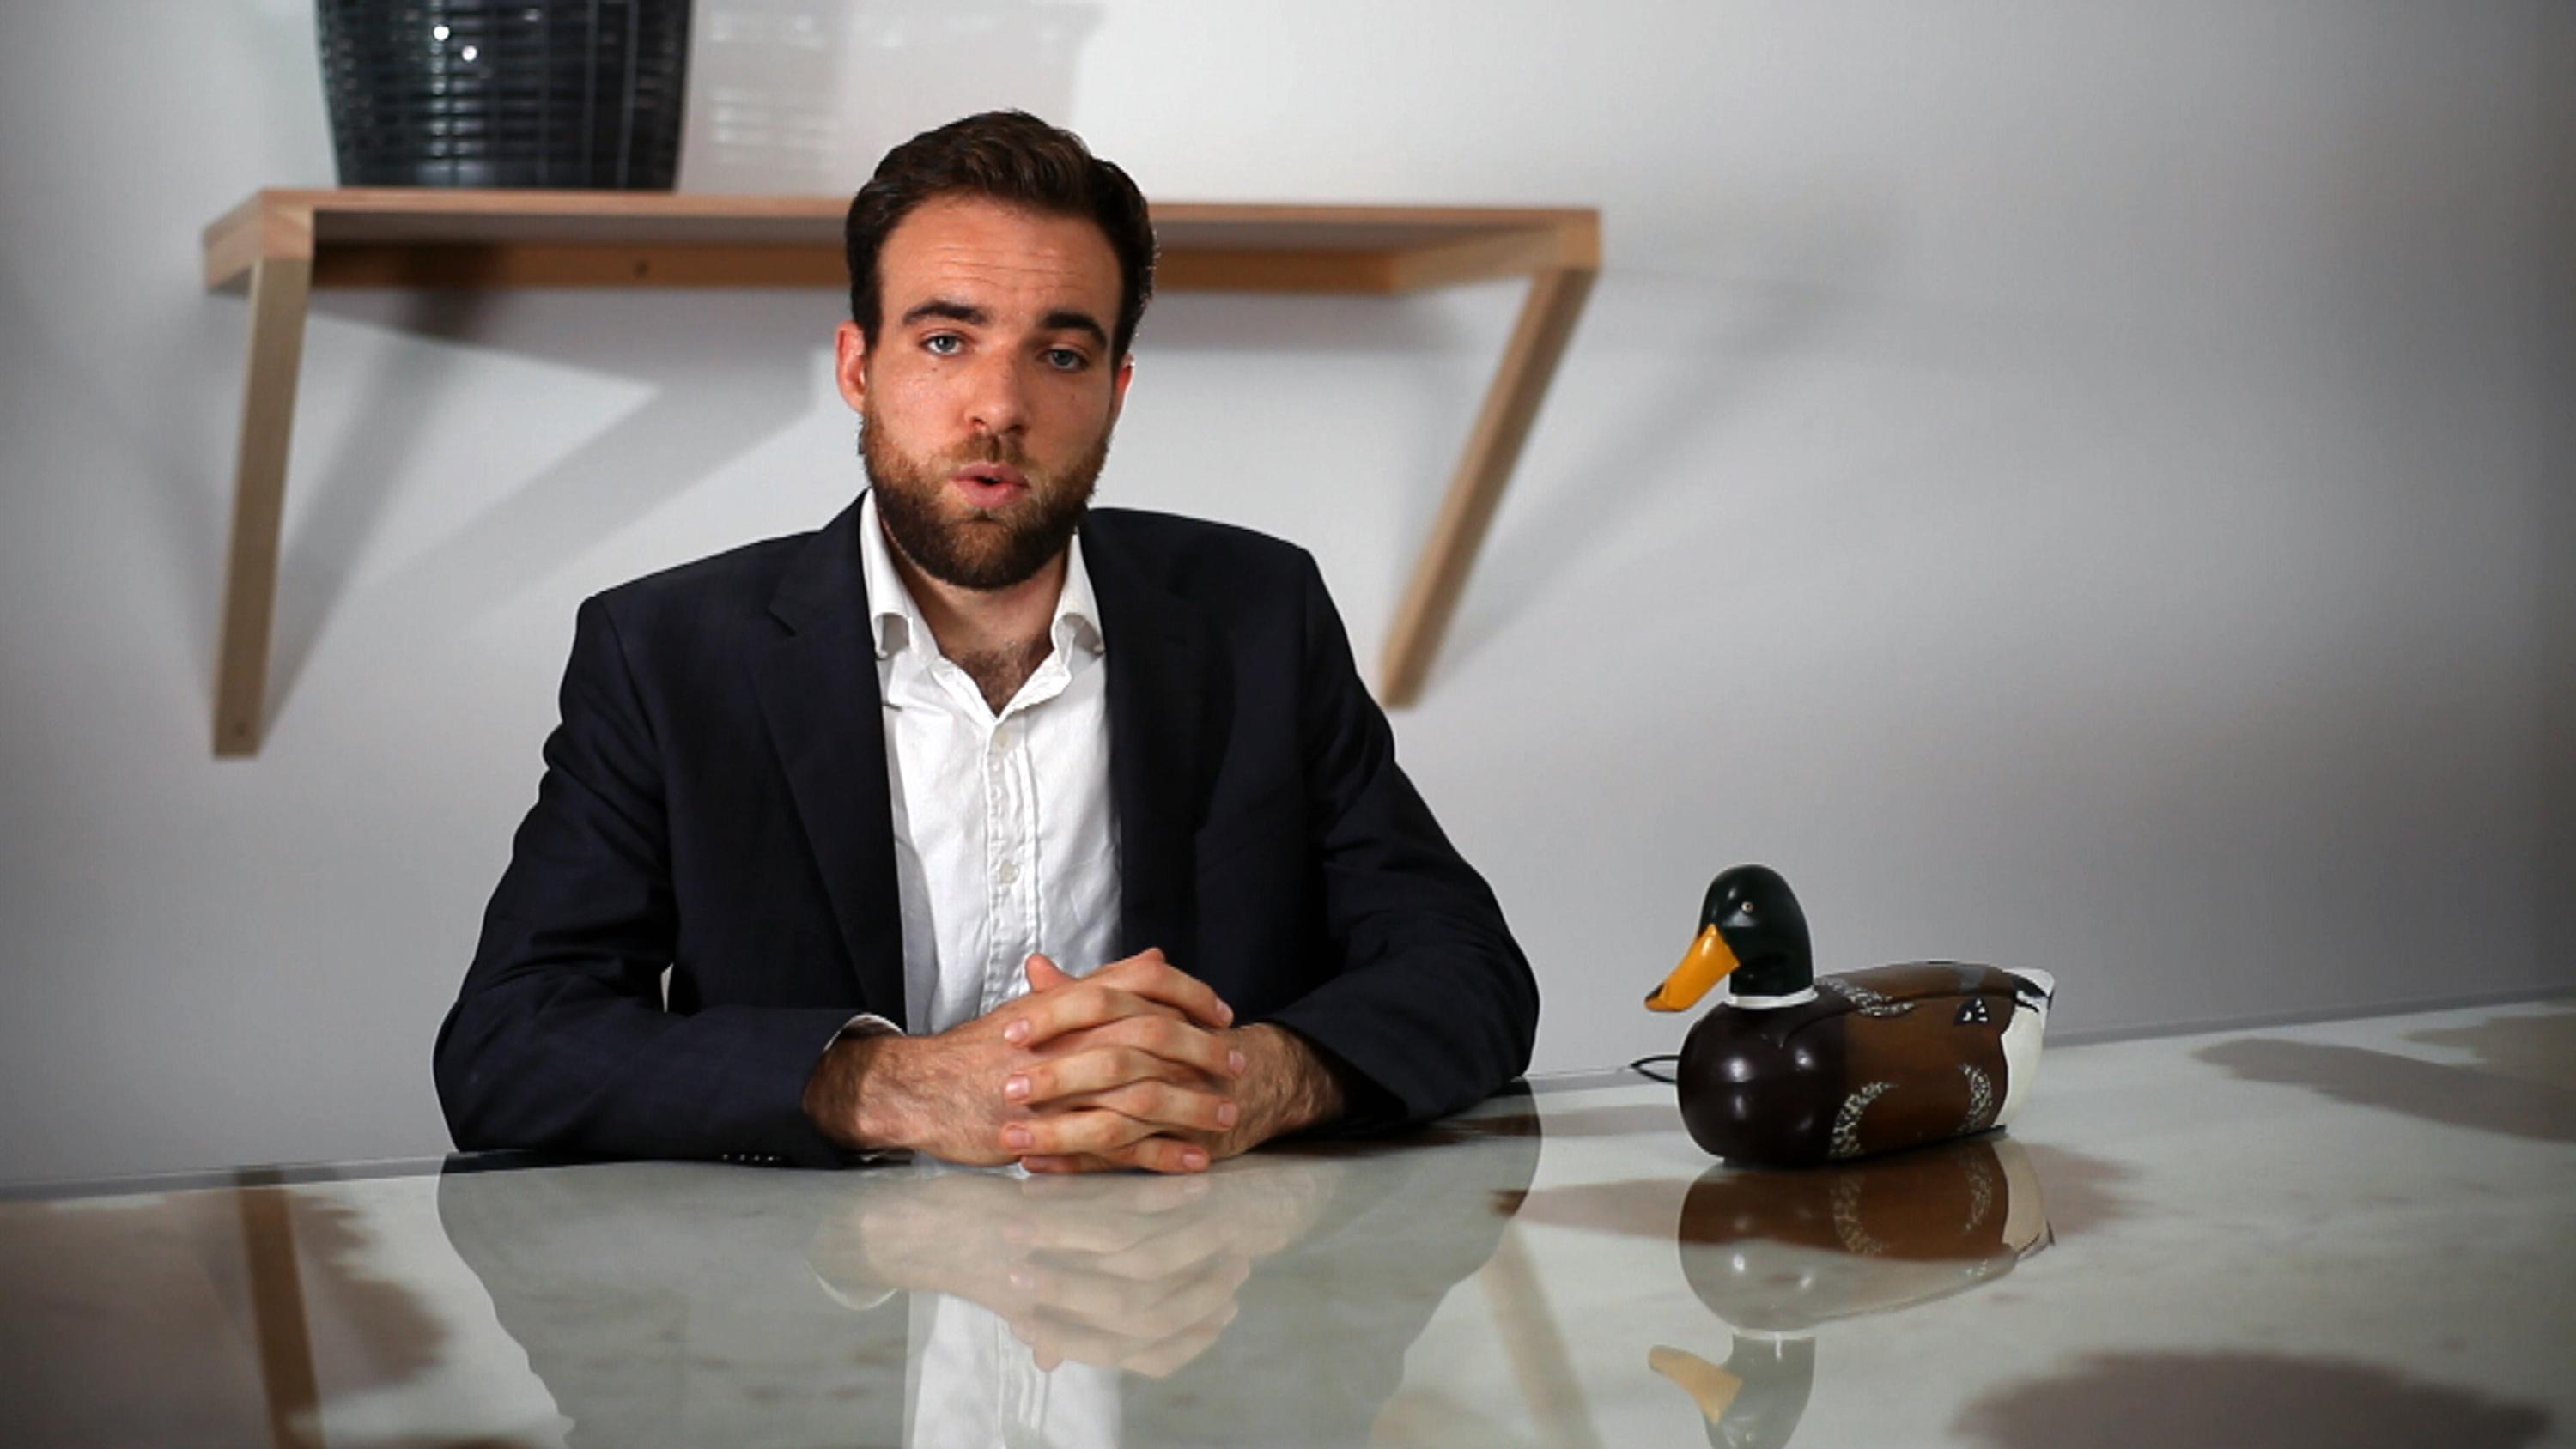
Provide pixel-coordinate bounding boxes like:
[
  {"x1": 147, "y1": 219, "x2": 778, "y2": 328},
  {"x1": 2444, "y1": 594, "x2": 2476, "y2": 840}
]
[
  {"x1": 1039, "y1": 310, "x2": 1111, "y2": 349},
  {"x1": 900, "y1": 299, "x2": 988, "y2": 330},
  {"x1": 897, "y1": 298, "x2": 1110, "y2": 349}
]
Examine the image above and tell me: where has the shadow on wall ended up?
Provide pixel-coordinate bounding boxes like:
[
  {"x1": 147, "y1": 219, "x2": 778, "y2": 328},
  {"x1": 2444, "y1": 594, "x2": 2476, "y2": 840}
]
[
  {"x1": 683, "y1": 0, "x2": 1103, "y2": 194},
  {"x1": 264, "y1": 290, "x2": 829, "y2": 721},
  {"x1": 2, "y1": 270, "x2": 236, "y2": 703},
  {"x1": 1439, "y1": 201, "x2": 1903, "y2": 682}
]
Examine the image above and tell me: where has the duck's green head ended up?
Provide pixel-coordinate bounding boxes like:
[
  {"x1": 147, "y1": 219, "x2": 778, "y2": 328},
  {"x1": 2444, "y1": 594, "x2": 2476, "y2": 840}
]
[{"x1": 1644, "y1": 864, "x2": 1814, "y2": 1011}]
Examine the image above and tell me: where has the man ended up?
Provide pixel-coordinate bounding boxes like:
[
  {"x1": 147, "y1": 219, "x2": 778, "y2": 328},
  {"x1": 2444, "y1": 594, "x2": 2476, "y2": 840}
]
[{"x1": 434, "y1": 112, "x2": 1537, "y2": 1173}]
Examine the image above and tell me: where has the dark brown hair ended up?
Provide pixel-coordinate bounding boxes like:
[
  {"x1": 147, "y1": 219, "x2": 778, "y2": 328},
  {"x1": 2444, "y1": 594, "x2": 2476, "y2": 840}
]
[{"x1": 844, "y1": 111, "x2": 1157, "y2": 360}]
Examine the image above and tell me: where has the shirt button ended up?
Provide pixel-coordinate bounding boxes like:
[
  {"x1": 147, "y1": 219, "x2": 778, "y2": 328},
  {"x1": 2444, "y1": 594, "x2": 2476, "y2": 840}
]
[
  {"x1": 993, "y1": 728, "x2": 1017, "y2": 751},
  {"x1": 995, "y1": 860, "x2": 1020, "y2": 884}
]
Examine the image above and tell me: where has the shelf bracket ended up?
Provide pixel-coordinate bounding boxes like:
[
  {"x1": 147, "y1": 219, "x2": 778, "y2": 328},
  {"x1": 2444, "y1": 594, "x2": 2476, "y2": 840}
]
[
  {"x1": 1378, "y1": 264, "x2": 1597, "y2": 705},
  {"x1": 213, "y1": 209, "x2": 314, "y2": 756}
]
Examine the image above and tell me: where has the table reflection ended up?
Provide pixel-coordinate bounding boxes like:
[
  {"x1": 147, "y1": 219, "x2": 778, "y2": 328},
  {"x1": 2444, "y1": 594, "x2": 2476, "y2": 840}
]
[
  {"x1": 9, "y1": 1009, "x2": 2571, "y2": 1446},
  {"x1": 1516, "y1": 1132, "x2": 2050, "y2": 1449},
  {"x1": 434, "y1": 1111, "x2": 1541, "y2": 1446}
]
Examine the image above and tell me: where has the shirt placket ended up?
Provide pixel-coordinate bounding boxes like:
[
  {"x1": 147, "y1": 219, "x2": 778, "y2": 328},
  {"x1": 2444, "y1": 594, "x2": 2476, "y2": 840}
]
[{"x1": 981, "y1": 711, "x2": 1037, "y2": 1016}]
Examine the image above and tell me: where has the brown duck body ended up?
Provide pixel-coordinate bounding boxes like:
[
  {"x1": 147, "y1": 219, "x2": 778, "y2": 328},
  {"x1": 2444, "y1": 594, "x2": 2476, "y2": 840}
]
[{"x1": 1675, "y1": 961, "x2": 2031, "y2": 1167}]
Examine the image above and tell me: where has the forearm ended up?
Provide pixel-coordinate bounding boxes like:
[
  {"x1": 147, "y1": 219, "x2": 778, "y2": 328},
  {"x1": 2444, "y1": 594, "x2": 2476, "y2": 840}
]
[{"x1": 437, "y1": 977, "x2": 858, "y2": 1163}]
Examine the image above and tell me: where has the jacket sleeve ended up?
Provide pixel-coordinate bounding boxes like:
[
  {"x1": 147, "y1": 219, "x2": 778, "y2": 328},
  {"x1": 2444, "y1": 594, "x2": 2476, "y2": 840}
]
[
  {"x1": 1259, "y1": 555, "x2": 1540, "y2": 1130},
  {"x1": 433, "y1": 597, "x2": 859, "y2": 1166}
]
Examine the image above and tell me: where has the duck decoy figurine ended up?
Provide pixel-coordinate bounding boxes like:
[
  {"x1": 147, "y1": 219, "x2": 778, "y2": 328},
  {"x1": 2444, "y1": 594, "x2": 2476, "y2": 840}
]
[{"x1": 1645, "y1": 865, "x2": 2056, "y2": 1167}]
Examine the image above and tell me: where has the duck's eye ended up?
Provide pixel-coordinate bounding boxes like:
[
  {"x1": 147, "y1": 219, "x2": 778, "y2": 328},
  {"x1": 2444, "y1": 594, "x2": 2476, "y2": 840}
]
[{"x1": 1737, "y1": 902, "x2": 1757, "y2": 919}]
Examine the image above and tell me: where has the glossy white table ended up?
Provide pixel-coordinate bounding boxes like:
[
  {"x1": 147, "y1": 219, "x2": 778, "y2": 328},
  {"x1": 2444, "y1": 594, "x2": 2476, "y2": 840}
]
[{"x1": 3, "y1": 999, "x2": 2570, "y2": 1447}]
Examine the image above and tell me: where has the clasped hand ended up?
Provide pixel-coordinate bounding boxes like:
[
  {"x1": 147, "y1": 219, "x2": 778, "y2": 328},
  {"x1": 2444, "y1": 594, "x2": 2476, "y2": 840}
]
[{"x1": 806, "y1": 948, "x2": 1265, "y2": 1173}]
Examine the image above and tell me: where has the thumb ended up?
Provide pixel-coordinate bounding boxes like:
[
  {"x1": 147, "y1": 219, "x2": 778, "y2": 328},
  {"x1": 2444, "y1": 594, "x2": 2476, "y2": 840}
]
[{"x1": 1025, "y1": 953, "x2": 1074, "y2": 990}]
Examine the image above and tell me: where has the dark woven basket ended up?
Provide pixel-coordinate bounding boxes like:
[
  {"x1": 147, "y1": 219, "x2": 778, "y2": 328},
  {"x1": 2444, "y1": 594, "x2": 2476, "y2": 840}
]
[{"x1": 316, "y1": 1, "x2": 690, "y2": 188}]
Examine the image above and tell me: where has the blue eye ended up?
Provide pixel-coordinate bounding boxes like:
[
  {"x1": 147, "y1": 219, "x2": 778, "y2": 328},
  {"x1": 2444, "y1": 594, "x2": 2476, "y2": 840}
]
[
  {"x1": 923, "y1": 334, "x2": 963, "y2": 356},
  {"x1": 1042, "y1": 348, "x2": 1087, "y2": 372}
]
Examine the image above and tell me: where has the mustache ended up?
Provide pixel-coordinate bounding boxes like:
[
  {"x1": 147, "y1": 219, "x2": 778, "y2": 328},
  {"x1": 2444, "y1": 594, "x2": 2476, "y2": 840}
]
[{"x1": 957, "y1": 434, "x2": 1029, "y2": 469}]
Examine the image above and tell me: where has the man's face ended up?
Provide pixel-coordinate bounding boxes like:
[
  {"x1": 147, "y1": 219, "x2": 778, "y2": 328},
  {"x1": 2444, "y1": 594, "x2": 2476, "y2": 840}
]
[{"x1": 835, "y1": 194, "x2": 1134, "y2": 591}]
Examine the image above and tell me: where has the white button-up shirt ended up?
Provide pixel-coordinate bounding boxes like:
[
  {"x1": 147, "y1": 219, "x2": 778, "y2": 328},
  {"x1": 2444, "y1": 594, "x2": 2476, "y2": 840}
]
[{"x1": 857, "y1": 490, "x2": 1124, "y2": 1036}]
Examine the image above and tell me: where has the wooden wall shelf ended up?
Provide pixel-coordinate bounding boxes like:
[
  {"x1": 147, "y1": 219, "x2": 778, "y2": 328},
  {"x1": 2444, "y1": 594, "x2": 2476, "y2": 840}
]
[{"x1": 202, "y1": 189, "x2": 1600, "y2": 756}]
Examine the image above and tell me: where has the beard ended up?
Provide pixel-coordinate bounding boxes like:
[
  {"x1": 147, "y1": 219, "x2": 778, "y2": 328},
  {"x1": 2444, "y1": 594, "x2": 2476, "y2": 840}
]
[{"x1": 862, "y1": 399, "x2": 1109, "y2": 592}]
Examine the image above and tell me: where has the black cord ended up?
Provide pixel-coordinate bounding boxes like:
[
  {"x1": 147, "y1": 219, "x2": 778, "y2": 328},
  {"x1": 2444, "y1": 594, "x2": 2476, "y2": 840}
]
[{"x1": 1627, "y1": 1052, "x2": 1680, "y2": 1084}]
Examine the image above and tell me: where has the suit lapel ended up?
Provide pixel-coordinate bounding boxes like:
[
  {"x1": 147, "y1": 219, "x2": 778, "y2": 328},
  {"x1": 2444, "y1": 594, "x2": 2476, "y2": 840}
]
[
  {"x1": 1083, "y1": 517, "x2": 1216, "y2": 964},
  {"x1": 751, "y1": 502, "x2": 907, "y2": 1019}
]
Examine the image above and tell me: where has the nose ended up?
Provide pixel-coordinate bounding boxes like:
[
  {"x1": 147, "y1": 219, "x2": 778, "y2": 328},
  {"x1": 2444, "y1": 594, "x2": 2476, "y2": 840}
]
[{"x1": 963, "y1": 351, "x2": 1030, "y2": 440}]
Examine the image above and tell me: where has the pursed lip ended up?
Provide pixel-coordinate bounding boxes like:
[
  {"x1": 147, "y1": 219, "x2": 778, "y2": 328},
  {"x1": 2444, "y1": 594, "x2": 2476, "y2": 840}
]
[{"x1": 950, "y1": 462, "x2": 1030, "y2": 490}]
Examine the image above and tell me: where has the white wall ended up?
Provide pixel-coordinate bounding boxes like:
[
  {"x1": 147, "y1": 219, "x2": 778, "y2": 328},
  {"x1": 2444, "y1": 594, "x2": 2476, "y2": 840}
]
[
  {"x1": 0, "y1": 0, "x2": 2566, "y2": 1185},
  {"x1": 2539, "y1": 1, "x2": 2576, "y2": 1070}
]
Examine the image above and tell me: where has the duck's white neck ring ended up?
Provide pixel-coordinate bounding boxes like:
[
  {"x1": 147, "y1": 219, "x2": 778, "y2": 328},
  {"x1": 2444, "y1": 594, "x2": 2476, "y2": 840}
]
[{"x1": 1726, "y1": 986, "x2": 1820, "y2": 1009}]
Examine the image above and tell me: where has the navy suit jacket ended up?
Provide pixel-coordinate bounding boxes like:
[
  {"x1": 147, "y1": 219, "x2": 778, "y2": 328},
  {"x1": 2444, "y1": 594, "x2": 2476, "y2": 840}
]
[{"x1": 434, "y1": 500, "x2": 1538, "y2": 1166}]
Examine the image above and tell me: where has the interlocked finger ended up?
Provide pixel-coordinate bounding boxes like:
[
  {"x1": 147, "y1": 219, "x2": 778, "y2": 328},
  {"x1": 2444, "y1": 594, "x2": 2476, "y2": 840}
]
[
  {"x1": 1015, "y1": 1264, "x2": 1246, "y2": 1377},
  {"x1": 1002, "y1": 1106, "x2": 1176, "y2": 1163},
  {"x1": 1021, "y1": 1133, "x2": 1208, "y2": 1175},
  {"x1": 1009, "y1": 1035, "x2": 1238, "y2": 1113},
  {"x1": 1085, "y1": 1214, "x2": 1242, "y2": 1282},
  {"x1": 1059, "y1": 1079, "x2": 1237, "y2": 1136},
  {"x1": 1005, "y1": 955, "x2": 1233, "y2": 1050},
  {"x1": 1113, "y1": 1302, "x2": 1240, "y2": 1379},
  {"x1": 1091, "y1": 952, "x2": 1235, "y2": 1029},
  {"x1": 1023, "y1": 1251, "x2": 1249, "y2": 1338}
]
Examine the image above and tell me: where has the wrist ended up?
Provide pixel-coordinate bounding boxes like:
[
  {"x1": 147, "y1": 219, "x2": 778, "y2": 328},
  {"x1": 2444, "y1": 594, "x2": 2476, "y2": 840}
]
[
  {"x1": 1236, "y1": 1023, "x2": 1347, "y2": 1141},
  {"x1": 804, "y1": 1032, "x2": 916, "y2": 1152}
]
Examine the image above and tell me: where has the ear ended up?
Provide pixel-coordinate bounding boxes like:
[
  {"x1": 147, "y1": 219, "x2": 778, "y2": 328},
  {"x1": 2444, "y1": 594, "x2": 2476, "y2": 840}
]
[
  {"x1": 832, "y1": 320, "x2": 870, "y2": 414},
  {"x1": 1106, "y1": 354, "x2": 1135, "y2": 427}
]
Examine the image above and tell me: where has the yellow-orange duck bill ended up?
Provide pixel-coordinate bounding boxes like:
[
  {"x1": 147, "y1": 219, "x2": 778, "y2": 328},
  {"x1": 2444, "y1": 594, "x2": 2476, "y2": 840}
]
[
  {"x1": 1648, "y1": 1345, "x2": 1745, "y2": 1423},
  {"x1": 1645, "y1": 925, "x2": 1741, "y2": 1012}
]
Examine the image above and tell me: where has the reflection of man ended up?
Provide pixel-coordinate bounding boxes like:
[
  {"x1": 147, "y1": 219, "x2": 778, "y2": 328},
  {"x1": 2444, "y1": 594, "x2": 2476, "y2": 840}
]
[
  {"x1": 810, "y1": 1162, "x2": 1350, "y2": 1379},
  {"x1": 433, "y1": 1106, "x2": 1542, "y2": 1446},
  {"x1": 434, "y1": 112, "x2": 1537, "y2": 1172},
  {"x1": 811, "y1": 1164, "x2": 1348, "y2": 1446}
]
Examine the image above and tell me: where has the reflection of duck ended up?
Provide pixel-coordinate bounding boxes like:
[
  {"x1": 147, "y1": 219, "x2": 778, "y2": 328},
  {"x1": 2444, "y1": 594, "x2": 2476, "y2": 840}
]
[
  {"x1": 1646, "y1": 865, "x2": 2056, "y2": 1166},
  {"x1": 1650, "y1": 1135, "x2": 2053, "y2": 1449}
]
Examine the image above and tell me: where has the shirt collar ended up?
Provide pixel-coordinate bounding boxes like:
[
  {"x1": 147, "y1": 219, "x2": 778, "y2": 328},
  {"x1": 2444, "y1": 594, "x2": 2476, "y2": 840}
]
[{"x1": 857, "y1": 489, "x2": 1105, "y2": 663}]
